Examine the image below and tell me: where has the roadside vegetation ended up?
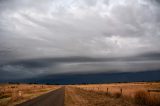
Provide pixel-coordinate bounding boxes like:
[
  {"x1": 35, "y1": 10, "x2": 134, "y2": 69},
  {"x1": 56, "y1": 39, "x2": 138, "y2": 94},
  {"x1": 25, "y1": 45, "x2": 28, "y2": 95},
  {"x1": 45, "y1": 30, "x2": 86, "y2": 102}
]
[
  {"x1": 1, "y1": 82, "x2": 160, "y2": 106},
  {"x1": 0, "y1": 84, "x2": 58, "y2": 106},
  {"x1": 65, "y1": 86, "x2": 133, "y2": 106},
  {"x1": 66, "y1": 82, "x2": 160, "y2": 106},
  {"x1": 134, "y1": 90, "x2": 160, "y2": 106}
]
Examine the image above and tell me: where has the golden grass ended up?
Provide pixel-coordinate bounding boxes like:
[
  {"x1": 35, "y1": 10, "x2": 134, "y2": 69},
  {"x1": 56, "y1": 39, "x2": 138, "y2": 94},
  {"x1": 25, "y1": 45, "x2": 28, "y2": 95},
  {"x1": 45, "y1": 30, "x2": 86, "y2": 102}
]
[
  {"x1": 65, "y1": 86, "x2": 88, "y2": 106},
  {"x1": 134, "y1": 90, "x2": 160, "y2": 106},
  {"x1": 76, "y1": 82, "x2": 160, "y2": 97},
  {"x1": 69, "y1": 82, "x2": 160, "y2": 106},
  {"x1": 1, "y1": 82, "x2": 159, "y2": 106},
  {"x1": 0, "y1": 84, "x2": 59, "y2": 106},
  {"x1": 65, "y1": 86, "x2": 134, "y2": 106}
]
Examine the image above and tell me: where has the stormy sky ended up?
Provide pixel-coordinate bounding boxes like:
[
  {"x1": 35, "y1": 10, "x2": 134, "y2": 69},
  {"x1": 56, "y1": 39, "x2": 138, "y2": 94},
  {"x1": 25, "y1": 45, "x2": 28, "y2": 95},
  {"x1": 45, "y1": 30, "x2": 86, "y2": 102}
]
[{"x1": 0, "y1": 0, "x2": 160, "y2": 80}]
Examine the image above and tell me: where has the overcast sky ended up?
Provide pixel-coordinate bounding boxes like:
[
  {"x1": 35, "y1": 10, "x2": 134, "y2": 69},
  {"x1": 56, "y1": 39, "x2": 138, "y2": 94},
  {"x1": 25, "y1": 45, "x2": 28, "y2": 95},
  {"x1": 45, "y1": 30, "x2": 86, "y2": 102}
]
[{"x1": 0, "y1": 0, "x2": 160, "y2": 80}]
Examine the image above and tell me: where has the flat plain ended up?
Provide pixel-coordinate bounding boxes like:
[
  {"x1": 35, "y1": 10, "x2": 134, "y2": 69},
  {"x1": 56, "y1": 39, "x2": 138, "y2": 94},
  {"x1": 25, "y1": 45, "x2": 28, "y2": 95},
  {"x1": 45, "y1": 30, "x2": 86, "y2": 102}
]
[
  {"x1": 66, "y1": 82, "x2": 160, "y2": 106},
  {"x1": 0, "y1": 82, "x2": 160, "y2": 106},
  {"x1": 0, "y1": 84, "x2": 59, "y2": 106}
]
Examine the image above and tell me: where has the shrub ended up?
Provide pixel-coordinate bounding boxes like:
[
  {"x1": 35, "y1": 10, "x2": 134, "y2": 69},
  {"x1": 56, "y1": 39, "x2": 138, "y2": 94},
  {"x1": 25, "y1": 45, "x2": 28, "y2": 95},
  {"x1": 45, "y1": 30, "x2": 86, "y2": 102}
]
[
  {"x1": 147, "y1": 94, "x2": 160, "y2": 106},
  {"x1": 134, "y1": 90, "x2": 149, "y2": 105},
  {"x1": 113, "y1": 92, "x2": 122, "y2": 98},
  {"x1": 0, "y1": 91, "x2": 10, "y2": 99},
  {"x1": 134, "y1": 90, "x2": 160, "y2": 106}
]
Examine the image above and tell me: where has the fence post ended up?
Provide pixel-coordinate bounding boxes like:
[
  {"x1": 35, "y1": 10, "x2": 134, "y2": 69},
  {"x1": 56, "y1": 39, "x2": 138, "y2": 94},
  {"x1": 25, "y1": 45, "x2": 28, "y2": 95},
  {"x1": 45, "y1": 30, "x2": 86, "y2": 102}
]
[
  {"x1": 147, "y1": 90, "x2": 150, "y2": 95},
  {"x1": 120, "y1": 88, "x2": 122, "y2": 95},
  {"x1": 18, "y1": 90, "x2": 22, "y2": 97}
]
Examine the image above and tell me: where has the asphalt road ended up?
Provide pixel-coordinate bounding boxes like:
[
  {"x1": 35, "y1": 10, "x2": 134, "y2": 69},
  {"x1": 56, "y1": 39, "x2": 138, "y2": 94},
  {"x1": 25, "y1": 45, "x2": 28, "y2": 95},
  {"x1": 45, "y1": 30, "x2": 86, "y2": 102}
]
[{"x1": 17, "y1": 87, "x2": 65, "y2": 106}]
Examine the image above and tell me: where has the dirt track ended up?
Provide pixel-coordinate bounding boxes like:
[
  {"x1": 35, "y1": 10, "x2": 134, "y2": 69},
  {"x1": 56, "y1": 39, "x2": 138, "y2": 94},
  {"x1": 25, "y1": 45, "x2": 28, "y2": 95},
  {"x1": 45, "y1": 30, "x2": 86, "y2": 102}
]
[{"x1": 17, "y1": 87, "x2": 65, "y2": 106}]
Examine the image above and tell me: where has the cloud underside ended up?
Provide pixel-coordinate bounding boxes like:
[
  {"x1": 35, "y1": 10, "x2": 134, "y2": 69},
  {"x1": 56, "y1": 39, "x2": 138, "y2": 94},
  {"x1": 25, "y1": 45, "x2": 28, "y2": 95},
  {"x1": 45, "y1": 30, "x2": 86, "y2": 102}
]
[
  {"x1": 1, "y1": 53, "x2": 160, "y2": 80},
  {"x1": 0, "y1": 0, "x2": 160, "y2": 80}
]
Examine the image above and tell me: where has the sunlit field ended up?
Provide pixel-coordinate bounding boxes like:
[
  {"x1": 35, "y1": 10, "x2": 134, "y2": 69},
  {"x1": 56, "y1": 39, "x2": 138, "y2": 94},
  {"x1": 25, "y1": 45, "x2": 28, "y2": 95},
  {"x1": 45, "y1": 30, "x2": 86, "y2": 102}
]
[
  {"x1": 0, "y1": 82, "x2": 160, "y2": 106},
  {"x1": 65, "y1": 82, "x2": 160, "y2": 106},
  {"x1": 76, "y1": 82, "x2": 160, "y2": 97},
  {"x1": 0, "y1": 84, "x2": 59, "y2": 106}
]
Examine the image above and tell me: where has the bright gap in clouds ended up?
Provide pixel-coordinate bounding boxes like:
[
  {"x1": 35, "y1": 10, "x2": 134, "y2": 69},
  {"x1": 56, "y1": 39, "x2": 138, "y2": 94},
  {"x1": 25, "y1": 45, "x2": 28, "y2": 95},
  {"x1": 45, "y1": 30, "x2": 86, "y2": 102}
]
[{"x1": 0, "y1": 0, "x2": 160, "y2": 80}]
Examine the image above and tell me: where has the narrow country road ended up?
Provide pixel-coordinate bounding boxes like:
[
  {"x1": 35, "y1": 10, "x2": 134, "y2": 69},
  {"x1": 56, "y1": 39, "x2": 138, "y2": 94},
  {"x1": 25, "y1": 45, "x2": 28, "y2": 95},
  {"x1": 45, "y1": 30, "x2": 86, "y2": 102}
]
[{"x1": 16, "y1": 87, "x2": 65, "y2": 106}]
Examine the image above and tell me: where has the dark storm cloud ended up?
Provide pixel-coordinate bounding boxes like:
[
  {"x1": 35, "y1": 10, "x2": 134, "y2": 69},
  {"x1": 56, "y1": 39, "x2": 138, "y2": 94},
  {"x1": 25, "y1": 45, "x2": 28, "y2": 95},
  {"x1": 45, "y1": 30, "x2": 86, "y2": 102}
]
[
  {"x1": 155, "y1": 0, "x2": 160, "y2": 4},
  {"x1": 1, "y1": 52, "x2": 160, "y2": 68},
  {"x1": 0, "y1": 0, "x2": 160, "y2": 80},
  {"x1": 0, "y1": 52, "x2": 160, "y2": 80},
  {"x1": 0, "y1": 57, "x2": 118, "y2": 70}
]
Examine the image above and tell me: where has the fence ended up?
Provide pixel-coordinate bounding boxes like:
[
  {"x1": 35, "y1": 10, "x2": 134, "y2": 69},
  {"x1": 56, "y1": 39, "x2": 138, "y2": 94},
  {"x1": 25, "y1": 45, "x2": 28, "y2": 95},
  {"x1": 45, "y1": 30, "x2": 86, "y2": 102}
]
[
  {"x1": 147, "y1": 89, "x2": 160, "y2": 93},
  {"x1": 79, "y1": 87, "x2": 123, "y2": 96}
]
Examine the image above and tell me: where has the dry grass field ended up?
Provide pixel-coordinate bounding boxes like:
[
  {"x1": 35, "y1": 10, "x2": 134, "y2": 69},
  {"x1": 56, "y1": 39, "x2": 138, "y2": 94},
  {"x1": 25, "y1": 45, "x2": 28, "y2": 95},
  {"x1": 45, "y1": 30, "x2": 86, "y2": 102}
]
[
  {"x1": 76, "y1": 82, "x2": 160, "y2": 97},
  {"x1": 0, "y1": 84, "x2": 59, "y2": 106},
  {"x1": 66, "y1": 82, "x2": 160, "y2": 106},
  {"x1": 65, "y1": 86, "x2": 134, "y2": 106},
  {"x1": 0, "y1": 82, "x2": 160, "y2": 106}
]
